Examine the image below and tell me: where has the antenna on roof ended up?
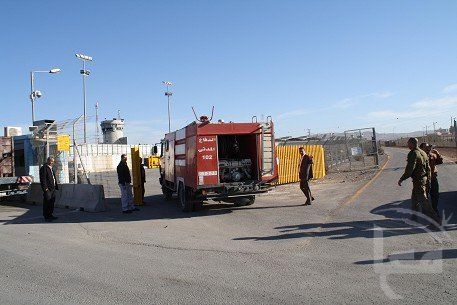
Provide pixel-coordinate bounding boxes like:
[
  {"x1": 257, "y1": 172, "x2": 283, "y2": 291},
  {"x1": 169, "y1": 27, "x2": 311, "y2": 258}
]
[{"x1": 192, "y1": 106, "x2": 215, "y2": 123}]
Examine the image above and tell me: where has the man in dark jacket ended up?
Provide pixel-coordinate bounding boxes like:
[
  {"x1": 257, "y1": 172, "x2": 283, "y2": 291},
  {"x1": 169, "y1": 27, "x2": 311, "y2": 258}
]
[
  {"x1": 39, "y1": 156, "x2": 59, "y2": 222},
  {"x1": 299, "y1": 147, "x2": 314, "y2": 205},
  {"x1": 398, "y1": 138, "x2": 440, "y2": 226},
  {"x1": 117, "y1": 154, "x2": 137, "y2": 213},
  {"x1": 140, "y1": 159, "x2": 146, "y2": 203}
]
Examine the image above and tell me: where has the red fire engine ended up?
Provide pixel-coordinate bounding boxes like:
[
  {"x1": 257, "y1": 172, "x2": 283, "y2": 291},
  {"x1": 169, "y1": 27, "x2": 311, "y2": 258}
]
[{"x1": 159, "y1": 115, "x2": 278, "y2": 211}]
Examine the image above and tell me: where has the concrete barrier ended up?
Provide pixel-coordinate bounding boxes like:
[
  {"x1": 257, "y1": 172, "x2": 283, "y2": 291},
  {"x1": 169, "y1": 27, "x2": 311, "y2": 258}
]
[
  {"x1": 26, "y1": 183, "x2": 107, "y2": 212},
  {"x1": 26, "y1": 183, "x2": 44, "y2": 204},
  {"x1": 58, "y1": 184, "x2": 107, "y2": 212}
]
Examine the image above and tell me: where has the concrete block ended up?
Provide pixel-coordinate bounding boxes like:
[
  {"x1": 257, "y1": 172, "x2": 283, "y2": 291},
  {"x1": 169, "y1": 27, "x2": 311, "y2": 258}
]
[
  {"x1": 26, "y1": 183, "x2": 43, "y2": 204},
  {"x1": 57, "y1": 184, "x2": 107, "y2": 212},
  {"x1": 26, "y1": 183, "x2": 107, "y2": 212}
]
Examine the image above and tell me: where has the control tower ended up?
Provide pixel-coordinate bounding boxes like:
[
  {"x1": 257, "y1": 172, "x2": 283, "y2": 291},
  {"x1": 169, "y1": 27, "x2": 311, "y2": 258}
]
[{"x1": 100, "y1": 118, "x2": 127, "y2": 144}]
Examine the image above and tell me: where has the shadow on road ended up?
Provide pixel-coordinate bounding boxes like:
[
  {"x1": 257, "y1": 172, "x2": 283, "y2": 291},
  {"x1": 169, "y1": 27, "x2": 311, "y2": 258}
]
[
  {"x1": 0, "y1": 194, "x2": 236, "y2": 225},
  {"x1": 233, "y1": 191, "x2": 457, "y2": 242},
  {"x1": 1, "y1": 194, "x2": 304, "y2": 225},
  {"x1": 354, "y1": 249, "x2": 457, "y2": 265}
]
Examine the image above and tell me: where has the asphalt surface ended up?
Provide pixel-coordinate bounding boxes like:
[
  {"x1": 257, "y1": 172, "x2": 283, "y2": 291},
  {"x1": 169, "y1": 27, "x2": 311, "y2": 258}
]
[{"x1": 0, "y1": 147, "x2": 456, "y2": 304}]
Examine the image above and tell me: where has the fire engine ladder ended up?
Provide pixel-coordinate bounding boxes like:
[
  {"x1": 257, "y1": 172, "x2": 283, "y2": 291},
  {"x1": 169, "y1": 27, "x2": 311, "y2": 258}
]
[{"x1": 260, "y1": 118, "x2": 274, "y2": 176}]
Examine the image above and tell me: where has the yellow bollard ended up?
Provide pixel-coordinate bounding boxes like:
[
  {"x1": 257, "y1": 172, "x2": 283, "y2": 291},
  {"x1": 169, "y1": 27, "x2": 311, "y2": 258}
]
[{"x1": 131, "y1": 147, "x2": 143, "y2": 205}]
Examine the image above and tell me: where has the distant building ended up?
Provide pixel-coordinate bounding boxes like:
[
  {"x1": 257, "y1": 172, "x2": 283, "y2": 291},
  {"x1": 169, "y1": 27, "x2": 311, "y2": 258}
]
[
  {"x1": 100, "y1": 118, "x2": 127, "y2": 144},
  {"x1": 4, "y1": 126, "x2": 22, "y2": 137}
]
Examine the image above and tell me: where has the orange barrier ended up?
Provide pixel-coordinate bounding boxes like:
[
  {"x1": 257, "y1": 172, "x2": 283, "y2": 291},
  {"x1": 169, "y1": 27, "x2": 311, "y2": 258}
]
[{"x1": 276, "y1": 145, "x2": 325, "y2": 184}]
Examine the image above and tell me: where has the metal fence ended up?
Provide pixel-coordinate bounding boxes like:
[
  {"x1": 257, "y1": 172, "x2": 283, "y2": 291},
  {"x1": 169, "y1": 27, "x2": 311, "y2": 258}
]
[
  {"x1": 26, "y1": 116, "x2": 156, "y2": 188},
  {"x1": 276, "y1": 127, "x2": 380, "y2": 174},
  {"x1": 343, "y1": 128, "x2": 380, "y2": 171},
  {"x1": 393, "y1": 134, "x2": 457, "y2": 148}
]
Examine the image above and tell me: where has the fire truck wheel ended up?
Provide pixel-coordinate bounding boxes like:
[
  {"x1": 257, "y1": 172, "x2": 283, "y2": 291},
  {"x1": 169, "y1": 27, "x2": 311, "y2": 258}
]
[
  {"x1": 162, "y1": 185, "x2": 172, "y2": 200},
  {"x1": 193, "y1": 201, "x2": 204, "y2": 211},
  {"x1": 245, "y1": 195, "x2": 255, "y2": 205},
  {"x1": 178, "y1": 183, "x2": 193, "y2": 212},
  {"x1": 233, "y1": 195, "x2": 255, "y2": 206}
]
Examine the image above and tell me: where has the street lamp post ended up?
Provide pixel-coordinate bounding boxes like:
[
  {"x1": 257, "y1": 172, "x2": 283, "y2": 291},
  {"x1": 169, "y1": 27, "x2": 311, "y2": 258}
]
[
  {"x1": 162, "y1": 81, "x2": 173, "y2": 132},
  {"x1": 75, "y1": 53, "x2": 93, "y2": 143},
  {"x1": 30, "y1": 68, "x2": 61, "y2": 125},
  {"x1": 451, "y1": 117, "x2": 455, "y2": 134},
  {"x1": 424, "y1": 125, "x2": 429, "y2": 136}
]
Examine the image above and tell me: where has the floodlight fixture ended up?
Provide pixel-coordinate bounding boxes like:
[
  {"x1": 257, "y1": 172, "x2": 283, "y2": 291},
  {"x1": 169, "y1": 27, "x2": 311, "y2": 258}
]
[
  {"x1": 75, "y1": 53, "x2": 93, "y2": 143},
  {"x1": 30, "y1": 68, "x2": 61, "y2": 125},
  {"x1": 75, "y1": 53, "x2": 93, "y2": 61}
]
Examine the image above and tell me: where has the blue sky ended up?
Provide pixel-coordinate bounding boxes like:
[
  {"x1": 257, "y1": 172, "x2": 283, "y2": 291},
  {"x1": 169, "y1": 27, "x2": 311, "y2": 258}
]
[{"x1": 1, "y1": 0, "x2": 457, "y2": 144}]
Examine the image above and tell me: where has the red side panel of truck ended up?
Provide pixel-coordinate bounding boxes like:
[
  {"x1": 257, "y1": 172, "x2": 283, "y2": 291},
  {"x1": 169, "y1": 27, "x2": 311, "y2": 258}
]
[{"x1": 195, "y1": 134, "x2": 219, "y2": 186}]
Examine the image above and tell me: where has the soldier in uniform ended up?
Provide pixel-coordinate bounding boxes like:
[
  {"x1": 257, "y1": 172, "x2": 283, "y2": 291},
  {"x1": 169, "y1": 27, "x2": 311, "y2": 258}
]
[
  {"x1": 419, "y1": 142, "x2": 443, "y2": 215},
  {"x1": 398, "y1": 138, "x2": 440, "y2": 226}
]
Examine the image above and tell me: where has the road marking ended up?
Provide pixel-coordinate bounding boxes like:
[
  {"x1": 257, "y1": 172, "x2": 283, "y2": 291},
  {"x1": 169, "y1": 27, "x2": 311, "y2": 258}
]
[{"x1": 341, "y1": 154, "x2": 391, "y2": 207}]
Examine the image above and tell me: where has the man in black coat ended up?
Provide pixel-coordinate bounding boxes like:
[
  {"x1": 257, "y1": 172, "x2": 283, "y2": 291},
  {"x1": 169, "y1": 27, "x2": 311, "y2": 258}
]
[
  {"x1": 117, "y1": 154, "x2": 138, "y2": 213},
  {"x1": 298, "y1": 147, "x2": 315, "y2": 205},
  {"x1": 139, "y1": 159, "x2": 146, "y2": 203},
  {"x1": 39, "y1": 156, "x2": 59, "y2": 222}
]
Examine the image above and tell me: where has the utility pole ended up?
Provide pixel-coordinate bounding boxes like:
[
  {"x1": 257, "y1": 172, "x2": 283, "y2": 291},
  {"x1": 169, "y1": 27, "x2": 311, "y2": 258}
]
[
  {"x1": 452, "y1": 117, "x2": 456, "y2": 135},
  {"x1": 452, "y1": 116, "x2": 454, "y2": 134},
  {"x1": 29, "y1": 69, "x2": 61, "y2": 125},
  {"x1": 75, "y1": 53, "x2": 93, "y2": 144},
  {"x1": 433, "y1": 122, "x2": 437, "y2": 134},
  {"x1": 162, "y1": 81, "x2": 173, "y2": 132},
  {"x1": 454, "y1": 119, "x2": 457, "y2": 147},
  {"x1": 95, "y1": 102, "x2": 100, "y2": 143}
]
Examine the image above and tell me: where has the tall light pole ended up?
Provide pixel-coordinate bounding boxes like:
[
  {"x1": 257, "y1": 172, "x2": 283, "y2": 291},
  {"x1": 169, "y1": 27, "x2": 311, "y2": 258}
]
[
  {"x1": 449, "y1": 117, "x2": 456, "y2": 134},
  {"x1": 162, "y1": 81, "x2": 173, "y2": 132},
  {"x1": 75, "y1": 53, "x2": 93, "y2": 143},
  {"x1": 432, "y1": 121, "x2": 437, "y2": 134},
  {"x1": 30, "y1": 68, "x2": 61, "y2": 125}
]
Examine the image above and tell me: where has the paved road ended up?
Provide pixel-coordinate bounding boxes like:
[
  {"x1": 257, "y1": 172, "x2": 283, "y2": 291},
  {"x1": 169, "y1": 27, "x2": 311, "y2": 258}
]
[{"x1": 0, "y1": 148, "x2": 456, "y2": 304}]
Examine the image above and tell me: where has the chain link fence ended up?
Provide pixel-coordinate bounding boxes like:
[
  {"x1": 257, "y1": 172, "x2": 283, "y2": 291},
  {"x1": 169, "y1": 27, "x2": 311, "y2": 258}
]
[
  {"x1": 276, "y1": 127, "x2": 381, "y2": 173},
  {"x1": 25, "y1": 116, "x2": 156, "y2": 198},
  {"x1": 392, "y1": 134, "x2": 457, "y2": 148}
]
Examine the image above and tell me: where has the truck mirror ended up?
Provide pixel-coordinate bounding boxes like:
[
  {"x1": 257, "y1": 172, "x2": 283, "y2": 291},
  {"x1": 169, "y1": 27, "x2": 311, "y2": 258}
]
[{"x1": 153, "y1": 145, "x2": 158, "y2": 155}]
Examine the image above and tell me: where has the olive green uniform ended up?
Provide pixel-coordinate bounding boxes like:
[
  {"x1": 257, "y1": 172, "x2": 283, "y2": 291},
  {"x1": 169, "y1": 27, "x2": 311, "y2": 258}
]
[{"x1": 399, "y1": 148, "x2": 440, "y2": 223}]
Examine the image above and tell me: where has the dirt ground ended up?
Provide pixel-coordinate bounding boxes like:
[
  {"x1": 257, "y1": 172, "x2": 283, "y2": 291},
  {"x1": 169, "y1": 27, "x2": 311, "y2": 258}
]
[
  {"x1": 314, "y1": 147, "x2": 457, "y2": 184},
  {"x1": 436, "y1": 147, "x2": 457, "y2": 162},
  {"x1": 395, "y1": 146, "x2": 457, "y2": 162},
  {"x1": 322, "y1": 153, "x2": 388, "y2": 184}
]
